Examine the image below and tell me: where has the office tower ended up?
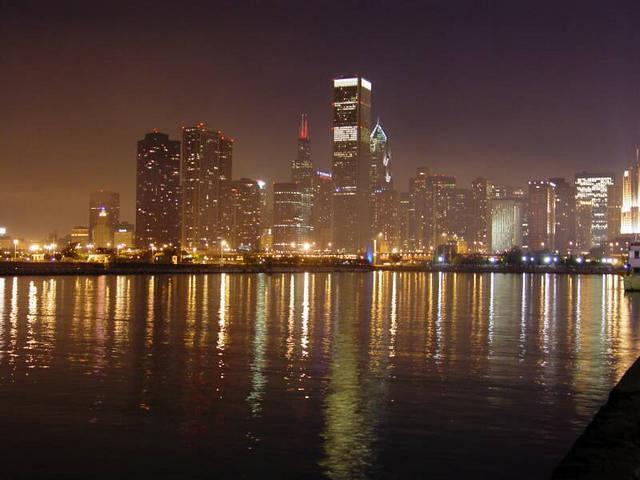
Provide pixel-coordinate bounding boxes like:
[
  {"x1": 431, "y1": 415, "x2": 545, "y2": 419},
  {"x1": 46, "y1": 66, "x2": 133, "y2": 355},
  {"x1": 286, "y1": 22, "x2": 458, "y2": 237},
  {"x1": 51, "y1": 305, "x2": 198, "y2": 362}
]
[
  {"x1": 311, "y1": 171, "x2": 333, "y2": 249},
  {"x1": 70, "y1": 226, "x2": 89, "y2": 246},
  {"x1": 220, "y1": 178, "x2": 263, "y2": 251},
  {"x1": 470, "y1": 178, "x2": 491, "y2": 252},
  {"x1": 291, "y1": 114, "x2": 314, "y2": 243},
  {"x1": 114, "y1": 223, "x2": 134, "y2": 248},
  {"x1": 409, "y1": 167, "x2": 430, "y2": 250},
  {"x1": 273, "y1": 182, "x2": 303, "y2": 251},
  {"x1": 92, "y1": 208, "x2": 113, "y2": 248},
  {"x1": 574, "y1": 172, "x2": 614, "y2": 247},
  {"x1": 397, "y1": 192, "x2": 411, "y2": 251},
  {"x1": 89, "y1": 190, "x2": 119, "y2": 242},
  {"x1": 180, "y1": 123, "x2": 233, "y2": 250},
  {"x1": 607, "y1": 183, "x2": 622, "y2": 240},
  {"x1": 331, "y1": 76, "x2": 372, "y2": 251},
  {"x1": 622, "y1": 150, "x2": 640, "y2": 235},
  {"x1": 426, "y1": 175, "x2": 457, "y2": 249},
  {"x1": 369, "y1": 120, "x2": 397, "y2": 247},
  {"x1": 135, "y1": 131, "x2": 181, "y2": 249},
  {"x1": 527, "y1": 180, "x2": 556, "y2": 250},
  {"x1": 576, "y1": 200, "x2": 593, "y2": 251},
  {"x1": 549, "y1": 177, "x2": 576, "y2": 253},
  {"x1": 449, "y1": 188, "x2": 473, "y2": 242},
  {"x1": 489, "y1": 198, "x2": 523, "y2": 252}
]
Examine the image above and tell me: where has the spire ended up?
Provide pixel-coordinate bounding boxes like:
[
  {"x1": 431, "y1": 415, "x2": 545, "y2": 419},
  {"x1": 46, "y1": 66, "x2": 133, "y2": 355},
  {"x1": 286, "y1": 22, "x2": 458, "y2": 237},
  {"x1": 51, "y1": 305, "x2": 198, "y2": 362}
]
[{"x1": 298, "y1": 113, "x2": 309, "y2": 140}]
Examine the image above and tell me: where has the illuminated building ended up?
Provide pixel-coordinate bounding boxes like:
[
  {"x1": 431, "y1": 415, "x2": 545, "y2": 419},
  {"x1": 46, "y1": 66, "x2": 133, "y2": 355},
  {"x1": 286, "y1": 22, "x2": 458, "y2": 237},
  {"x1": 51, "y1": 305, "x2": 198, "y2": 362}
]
[
  {"x1": 369, "y1": 120, "x2": 398, "y2": 247},
  {"x1": 426, "y1": 175, "x2": 457, "y2": 249},
  {"x1": 180, "y1": 123, "x2": 233, "y2": 250},
  {"x1": 574, "y1": 172, "x2": 614, "y2": 247},
  {"x1": 331, "y1": 76, "x2": 372, "y2": 251},
  {"x1": 549, "y1": 177, "x2": 576, "y2": 253},
  {"x1": 311, "y1": 171, "x2": 332, "y2": 249},
  {"x1": 409, "y1": 167, "x2": 430, "y2": 250},
  {"x1": 92, "y1": 208, "x2": 113, "y2": 248},
  {"x1": 470, "y1": 178, "x2": 491, "y2": 252},
  {"x1": 450, "y1": 187, "x2": 473, "y2": 242},
  {"x1": 622, "y1": 151, "x2": 640, "y2": 234},
  {"x1": 114, "y1": 224, "x2": 134, "y2": 248},
  {"x1": 291, "y1": 114, "x2": 313, "y2": 242},
  {"x1": 135, "y1": 131, "x2": 181, "y2": 248},
  {"x1": 576, "y1": 200, "x2": 592, "y2": 250},
  {"x1": 607, "y1": 183, "x2": 622, "y2": 240},
  {"x1": 220, "y1": 178, "x2": 264, "y2": 251},
  {"x1": 397, "y1": 192, "x2": 411, "y2": 250},
  {"x1": 273, "y1": 182, "x2": 303, "y2": 251},
  {"x1": 89, "y1": 190, "x2": 119, "y2": 242},
  {"x1": 527, "y1": 180, "x2": 555, "y2": 251},
  {"x1": 70, "y1": 226, "x2": 89, "y2": 246},
  {"x1": 489, "y1": 198, "x2": 523, "y2": 252}
]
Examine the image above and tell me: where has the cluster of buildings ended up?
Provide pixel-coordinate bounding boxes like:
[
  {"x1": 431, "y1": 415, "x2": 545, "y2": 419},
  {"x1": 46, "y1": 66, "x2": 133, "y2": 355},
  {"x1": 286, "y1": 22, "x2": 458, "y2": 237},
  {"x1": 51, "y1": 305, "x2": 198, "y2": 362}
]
[{"x1": 3, "y1": 75, "x2": 640, "y2": 261}]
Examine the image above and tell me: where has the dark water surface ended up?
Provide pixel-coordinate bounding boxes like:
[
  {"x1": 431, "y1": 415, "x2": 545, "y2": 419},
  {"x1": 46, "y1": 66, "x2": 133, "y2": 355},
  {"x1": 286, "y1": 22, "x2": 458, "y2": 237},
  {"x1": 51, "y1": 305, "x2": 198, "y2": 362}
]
[{"x1": 1, "y1": 272, "x2": 639, "y2": 479}]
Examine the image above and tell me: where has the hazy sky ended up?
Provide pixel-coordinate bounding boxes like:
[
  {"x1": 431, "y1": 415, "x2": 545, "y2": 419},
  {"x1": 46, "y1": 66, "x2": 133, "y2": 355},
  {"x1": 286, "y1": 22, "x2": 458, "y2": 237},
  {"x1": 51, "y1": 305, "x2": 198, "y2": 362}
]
[{"x1": 2, "y1": 0, "x2": 640, "y2": 239}]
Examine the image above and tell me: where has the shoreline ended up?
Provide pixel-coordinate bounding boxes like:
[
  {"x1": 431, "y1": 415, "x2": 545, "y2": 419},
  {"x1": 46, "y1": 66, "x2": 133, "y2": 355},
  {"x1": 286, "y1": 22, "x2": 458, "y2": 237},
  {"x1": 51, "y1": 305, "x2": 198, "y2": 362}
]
[
  {"x1": 0, "y1": 261, "x2": 625, "y2": 277},
  {"x1": 553, "y1": 356, "x2": 640, "y2": 478}
]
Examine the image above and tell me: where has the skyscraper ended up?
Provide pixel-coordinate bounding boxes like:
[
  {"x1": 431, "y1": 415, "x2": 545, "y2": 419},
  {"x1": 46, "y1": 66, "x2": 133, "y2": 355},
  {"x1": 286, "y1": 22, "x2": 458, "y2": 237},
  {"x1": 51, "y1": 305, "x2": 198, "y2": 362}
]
[
  {"x1": 426, "y1": 175, "x2": 457, "y2": 249},
  {"x1": 180, "y1": 123, "x2": 233, "y2": 250},
  {"x1": 311, "y1": 171, "x2": 332, "y2": 249},
  {"x1": 291, "y1": 114, "x2": 313, "y2": 243},
  {"x1": 273, "y1": 182, "x2": 303, "y2": 251},
  {"x1": 135, "y1": 131, "x2": 181, "y2": 248},
  {"x1": 607, "y1": 182, "x2": 622, "y2": 241},
  {"x1": 89, "y1": 190, "x2": 119, "y2": 242},
  {"x1": 369, "y1": 120, "x2": 397, "y2": 247},
  {"x1": 549, "y1": 177, "x2": 576, "y2": 253},
  {"x1": 622, "y1": 150, "x2": 640, "y2": 235},
  {"x1": 409, "y1": 167, "x2": 430, "y2": 250},
  {"x1": 221, "y1": 178, "x2": 263, "y2": 251},
  {"x1": 527, "y1": 180, "x2": 556, "y2": 251},
  {"x1": 470, "y1": 178, "x2": 491, "y2": 252},
  {"x1": 331, "y1": 76, "x2": 372, "y2": 251},
  {"x1": 489, "y1": 198, "x2": 523, "y2": 252},
  {"x1": 574, "y1": 172, "x2": 615, "y2": 247}
]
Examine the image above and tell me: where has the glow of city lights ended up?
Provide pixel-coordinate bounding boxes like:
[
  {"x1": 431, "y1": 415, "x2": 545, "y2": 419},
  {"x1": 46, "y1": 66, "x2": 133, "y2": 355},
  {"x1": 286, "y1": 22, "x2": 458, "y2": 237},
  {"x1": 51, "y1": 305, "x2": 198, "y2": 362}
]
[
  {"x1": 543, "y1": 256, "x2": 551, "y2": 264},
  {"x1": 0, "y1": 227, "x2": 6, "y2": 236},
  {"x1": 302, "y1": 242, "x2": 311, "y2": 252}
]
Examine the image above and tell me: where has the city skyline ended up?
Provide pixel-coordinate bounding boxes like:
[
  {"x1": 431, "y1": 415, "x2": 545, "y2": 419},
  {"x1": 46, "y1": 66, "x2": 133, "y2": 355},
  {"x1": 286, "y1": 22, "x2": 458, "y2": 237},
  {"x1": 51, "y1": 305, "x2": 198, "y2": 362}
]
[{"x1": 4, "y1": 1, "x2": 640, "y2": 238}]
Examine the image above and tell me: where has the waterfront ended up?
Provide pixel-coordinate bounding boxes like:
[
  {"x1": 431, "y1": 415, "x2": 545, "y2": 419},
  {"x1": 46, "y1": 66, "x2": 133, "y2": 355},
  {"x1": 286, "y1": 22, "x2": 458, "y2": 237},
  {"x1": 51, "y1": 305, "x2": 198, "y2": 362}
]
[{"x1": 0, "y1": 272, "x2": 638, "y2": 479}]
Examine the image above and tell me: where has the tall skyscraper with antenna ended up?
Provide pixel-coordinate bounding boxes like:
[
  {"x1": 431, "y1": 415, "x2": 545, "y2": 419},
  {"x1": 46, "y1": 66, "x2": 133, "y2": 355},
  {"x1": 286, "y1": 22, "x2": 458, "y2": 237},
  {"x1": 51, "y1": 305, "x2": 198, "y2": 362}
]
[{"x1": 291, "y1": 114, "x2": 313, "y2": 244}]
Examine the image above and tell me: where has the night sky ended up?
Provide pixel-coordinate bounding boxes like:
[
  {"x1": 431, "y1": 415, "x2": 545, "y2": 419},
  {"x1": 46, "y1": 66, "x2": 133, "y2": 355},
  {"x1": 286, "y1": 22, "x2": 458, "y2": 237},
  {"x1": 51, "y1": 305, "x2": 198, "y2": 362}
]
[{"x1": 3, "y1": 0, "x2": 640, "y2": 239}]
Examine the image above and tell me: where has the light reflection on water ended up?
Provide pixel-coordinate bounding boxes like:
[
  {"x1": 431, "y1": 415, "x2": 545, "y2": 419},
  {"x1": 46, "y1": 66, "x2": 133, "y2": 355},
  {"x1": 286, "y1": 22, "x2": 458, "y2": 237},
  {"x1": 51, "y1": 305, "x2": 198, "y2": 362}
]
[{"x1": 0, "y1": 272, "x2": 639, "y2": 479}]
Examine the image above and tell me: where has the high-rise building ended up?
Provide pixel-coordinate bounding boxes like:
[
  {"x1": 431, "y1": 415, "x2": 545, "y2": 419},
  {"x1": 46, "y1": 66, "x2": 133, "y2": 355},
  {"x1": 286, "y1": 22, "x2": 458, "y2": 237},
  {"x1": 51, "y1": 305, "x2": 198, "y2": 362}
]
[
  {"x1": 489, "y1": 198, "x2": 523, "y2": 252},
  {"x1": 450, "y1": 188, "x2": 473, "y2": 243},
  {"x1": 409, "y1": 167, "x2": 430, "y2": 250},
  {"x1": 291, "y1": 114, "x2": 313, "y2": 243},
  {"x1": 622, "y1": 150, "x2": 640, "y2": 235},
  {"x1": 470, "y1": 178, "x2": 491, "y2": 252},
  {"x1": 607, "y1": 183, "x2": 622, "y2": 240},
  {"x1": 527, "y1": 180, "x2": 556, "y2": 251},
  {"x1": 70, "y1": 226, "x2": 89, "y2": 246},
  {"x1": 331, "y1": 76, "x2": 372, "y2": 251},
  {"x1": 574, "y1": 172, "x2": 614, "y2": 247},
  {"x1": 89, "y1": 190, "x2": 119, "y2": 242},
  {"x1": 549, "y1": 177, "x2": 576, "y2": 253},
  {"x1": 397, "y1": 192, "x2": 411, "y2": 251},
  {"x1": 576, "y1": 200, "x2": 593, "y2": 251},
  {"x1": 311, "y1": 171, "x2": 332, "y2": 249},
  {"x1": 369, "y1": 120, "x2": 397, "y2": 247},
  {"x1": 92, "y1": 208, "x2": 113, "y2": 248},
  {"x1": 180, "y1": 123, "x2": 233, "y2": 250},
  {"x1": 273, "y1": 182, "x2": 303, "y2": 251},
  {"x1": 135, "y1": 131, "x2": 181, "y2": 249},
  {"x1": 426, "y1": 175, "x2": 457, "y2": 249},
  {"x1": 220, "y1": 178, "x2": 264, "y2": 251}
]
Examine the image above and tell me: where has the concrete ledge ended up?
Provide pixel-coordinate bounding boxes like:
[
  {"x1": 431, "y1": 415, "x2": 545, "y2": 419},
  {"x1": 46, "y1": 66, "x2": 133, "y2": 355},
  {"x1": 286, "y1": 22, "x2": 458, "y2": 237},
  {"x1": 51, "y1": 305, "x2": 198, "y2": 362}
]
[{"x1": 553, "y1": 357, "x2": 640, "y2": 479}]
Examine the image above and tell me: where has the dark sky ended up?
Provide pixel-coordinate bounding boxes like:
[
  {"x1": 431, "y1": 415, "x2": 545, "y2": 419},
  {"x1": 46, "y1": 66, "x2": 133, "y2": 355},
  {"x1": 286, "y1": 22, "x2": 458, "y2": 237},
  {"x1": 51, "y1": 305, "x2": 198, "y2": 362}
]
[{"x1": 2, "y1": 0, "x2": 640, "y2": 239}]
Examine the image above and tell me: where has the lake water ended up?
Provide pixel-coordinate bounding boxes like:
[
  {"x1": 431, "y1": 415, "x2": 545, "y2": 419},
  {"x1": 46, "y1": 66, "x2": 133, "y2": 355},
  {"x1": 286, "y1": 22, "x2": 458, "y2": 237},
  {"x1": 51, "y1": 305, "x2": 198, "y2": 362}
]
[{"x1": 0, "y1": 272, "x2": 638, "y2": 479}]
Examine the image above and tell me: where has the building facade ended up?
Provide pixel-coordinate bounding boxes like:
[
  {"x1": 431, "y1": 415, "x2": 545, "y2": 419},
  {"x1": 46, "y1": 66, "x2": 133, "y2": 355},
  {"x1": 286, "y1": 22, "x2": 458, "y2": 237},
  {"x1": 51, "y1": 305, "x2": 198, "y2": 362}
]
[
  {"x1": 622, "y1": 151, "x2": 640, "y2": 235},
  {"x1": 574, "y1": 172, "x2": 614, "y2": 247},
  {"x1": 489, "y1": 199, "x2": 523, "y2": 252},
  {"x1": 527, "y1": 180, "x2": 556, "y2": 251},
  {"x1": 331, "y1": 76, "x2": 372, "y2": 251},
  {"x1": 291, "y1": 114, "x2": 313, "y2": 243},
  {"x1": 549, "y1": 177, "x2": 576, "y2": 253},
  {"x1": 311, "y1": 171, "x2": 332, "y2": 249},
  {"x1": 135, "y1": 131, "x2": 181, "y2": 249},
  {"x1": 89, "y1": 190, "x2": 119, "y2": 242},
  {"x1": 273, "y1": 182, "x2": 303, "y2": 251},
  {"x1": 180, "y1": 123, "x2": 233, "y2": 250}
]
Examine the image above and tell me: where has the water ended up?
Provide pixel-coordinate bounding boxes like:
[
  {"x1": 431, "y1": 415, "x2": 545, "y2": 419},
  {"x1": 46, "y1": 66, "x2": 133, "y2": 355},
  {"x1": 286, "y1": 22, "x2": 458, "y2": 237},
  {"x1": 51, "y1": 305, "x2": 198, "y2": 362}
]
[{"x1": 0, "y1": 272, "x2": 638, "y2": 479}]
